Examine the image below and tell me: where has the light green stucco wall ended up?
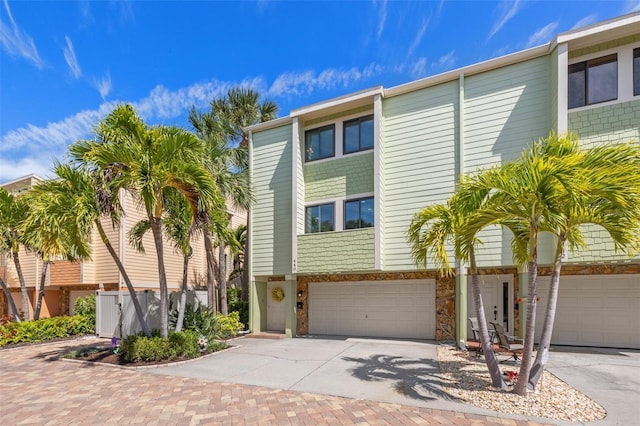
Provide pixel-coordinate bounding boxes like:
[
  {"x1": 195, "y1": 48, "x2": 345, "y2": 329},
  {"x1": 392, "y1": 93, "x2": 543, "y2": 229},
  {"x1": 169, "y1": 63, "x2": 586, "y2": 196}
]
[
  {"x1": 569, "y1": 34, "x2": 640, "y2": 59},
  {"x1": 381, "y1": 81, "x2": 458, "y2": 271},
  {"x1": 251, "y1": 125, "x2": 293, "y2": 276},
  {"x1": 297, "y1": 228, "x2": 375, "y2": 273},
  {"x1": 569, "y1": 100, "x2": 640, "y2": 146},
  {"x1": 567, "y1": 99, "x2": 640, "y2": 263},
  {"x1": 304, "y1": 152, "x2": 374, "y2": 202},
  {"x1": 464, "y1": 56, "x2": 552, "y2": 268}
]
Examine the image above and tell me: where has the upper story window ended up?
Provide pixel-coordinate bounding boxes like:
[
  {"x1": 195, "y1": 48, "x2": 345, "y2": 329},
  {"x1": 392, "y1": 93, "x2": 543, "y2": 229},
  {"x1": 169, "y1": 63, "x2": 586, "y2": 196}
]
[
  {"x1": 343, "y1": 115, "x2": 374, "y2": 154},
  {"x1": 634, "y1": 48, "x2": 640, "y2": 96},
  {"x1": 305, "y1": 125, "x2": 335, "y2": 162},
  {"x1": 305, "y1": 203, "x2": 334, "y2": 233},
  {"x1": 344, "y1": 197, "x2": 374, "y2": 230},
  {"x1": 569, "y1": 54, "x2": 618, "y2": 109}
]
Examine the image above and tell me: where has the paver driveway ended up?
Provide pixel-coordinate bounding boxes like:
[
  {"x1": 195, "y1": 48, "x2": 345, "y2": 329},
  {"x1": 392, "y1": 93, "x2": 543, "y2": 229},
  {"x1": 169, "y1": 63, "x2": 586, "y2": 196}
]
[{"x1": 0, "y1": 338, "x2": 548, "y2": 425}]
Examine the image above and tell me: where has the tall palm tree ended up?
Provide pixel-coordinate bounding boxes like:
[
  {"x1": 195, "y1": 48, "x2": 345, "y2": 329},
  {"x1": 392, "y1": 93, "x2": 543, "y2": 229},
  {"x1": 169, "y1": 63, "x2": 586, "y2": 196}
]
[
  {"x1": 408, "y1": 187, "x2": 508, "y2": 390},
  {"x1": 527, "y1": 137, "x2": 640, "y2": 389},
  {"x1": 72, "y1": 105, "x2": 221, "y2": 338},
  {"x1": 0, "y1": 276, "x2": 20, "y2": 321},
  {"x1": 30, "y1": 163, "x2": 152, "y2": 336},
  {"x1": 190, "y1": 87, "x2": 278, "y2": 311},
  {"x1": 0, "y1": 188, "x2": 30, "y2": 321}
]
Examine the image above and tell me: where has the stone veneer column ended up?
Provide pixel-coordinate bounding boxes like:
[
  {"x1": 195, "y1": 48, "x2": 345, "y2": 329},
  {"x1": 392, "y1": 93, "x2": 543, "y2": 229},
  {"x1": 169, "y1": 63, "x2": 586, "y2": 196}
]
[{"x1": 284, "y1": 277, "x2": 297, "y2": 338}]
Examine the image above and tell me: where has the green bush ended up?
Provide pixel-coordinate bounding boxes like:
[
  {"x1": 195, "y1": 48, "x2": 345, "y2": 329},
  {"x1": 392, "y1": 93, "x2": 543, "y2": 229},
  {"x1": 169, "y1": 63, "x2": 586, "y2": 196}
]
[
  {"x1": 215, "y1": 311, "x2": 244, "y2": 338},
  {"x1": 120, "y1": 330, "x2": 200, "y2": 362},
  {"x1": 0, "y1": 315, "x2": 94, "y2": 346},
  {"x1": 74, "y1": 294, "x2": 96, "y2": 326},
  {"x1": 169, "y1": 304, "x2": 218, "y2": 340},
  {"x1": 227, "y1": 288, "x2": 249, "y2": 329}
]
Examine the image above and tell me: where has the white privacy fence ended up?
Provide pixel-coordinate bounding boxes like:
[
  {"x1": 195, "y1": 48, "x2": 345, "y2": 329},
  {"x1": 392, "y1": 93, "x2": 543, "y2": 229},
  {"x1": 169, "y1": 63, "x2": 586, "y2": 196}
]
[{"x1": 95, "y1": 289, "x2": 208, "y2": 338}]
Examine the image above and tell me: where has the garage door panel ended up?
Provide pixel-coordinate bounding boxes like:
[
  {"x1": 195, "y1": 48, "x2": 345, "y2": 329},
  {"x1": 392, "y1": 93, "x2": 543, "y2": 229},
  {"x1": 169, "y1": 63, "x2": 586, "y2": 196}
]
[
  {"x1": 535, "y1": 274, "x2": 639, "y2": 349},
  {"x1": 309, "y1": 280, "x2": 435, "y2": 339}
]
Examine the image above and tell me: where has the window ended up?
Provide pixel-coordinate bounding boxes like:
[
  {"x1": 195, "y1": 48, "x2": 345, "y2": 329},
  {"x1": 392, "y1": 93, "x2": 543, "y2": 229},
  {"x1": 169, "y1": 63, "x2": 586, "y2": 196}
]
[
  {"x1": 634, "y1": 48, "x2": 640, "y2": 96},
  {"x1": 305, "y1": 125, "x2": 334, "y2": 162},
  {"x1": 305, "y1": 203, "x2": 334, "y2": 233},
  {"x1": 344, "y1": 197, "x2": 374, "y2": 229},
  {"x1": 343, "y1": 115, "x2": 374, "y2": 154},
  {"x1": 568, "y1": 54, "x2": 617, "y2": 108}
]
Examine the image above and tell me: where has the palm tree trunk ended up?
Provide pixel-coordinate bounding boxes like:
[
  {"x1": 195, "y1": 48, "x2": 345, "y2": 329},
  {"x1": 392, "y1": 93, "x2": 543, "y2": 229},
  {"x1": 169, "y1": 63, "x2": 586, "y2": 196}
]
[
  {"x1": 203, "y1": 229, "x2": 217, "y2": 313},
  {"x1": 149, "y1": 216, "x2": 169, "y2": 338},
  {"x1": 175, "y1": 254, "x2": 189, "y2": 332},
  {"x1": 219, "y1": 240, "x2": 228, "y2": 315},
  {"x1": 0, "y1": 276, "x2": 21, "y2": 322},
  {"x1": 12, "y1": 250, "x2": 30, "y2": 321},
  {"x1": 469, "y1": 248, "x2": 507, "y2": 389},
  {"x1": 241, "y1": 222, "x2": 249, "y2": 302},
  {"x1": 528, "y1": 240, "x2": 564, "y2": 390},
  {"x1": 33, "y1": 260, "x2": 49, "y2": 320},
  {"x1": 513, "y1": 259, "x2": 539, "y2": 396},
  {"x1": 96, "y1": 220, "x2": 151, "y2": 337}
]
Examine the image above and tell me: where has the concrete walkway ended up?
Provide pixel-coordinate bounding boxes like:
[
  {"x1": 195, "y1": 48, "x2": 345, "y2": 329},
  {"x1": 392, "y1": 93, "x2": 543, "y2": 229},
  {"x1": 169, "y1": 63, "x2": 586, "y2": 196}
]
[{"x1": 1, "y1": 338, "x2": 547, "y2": 425}]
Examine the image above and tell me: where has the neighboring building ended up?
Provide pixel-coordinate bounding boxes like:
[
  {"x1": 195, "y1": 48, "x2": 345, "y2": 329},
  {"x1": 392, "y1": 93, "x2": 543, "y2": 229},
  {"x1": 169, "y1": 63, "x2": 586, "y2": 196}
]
[
  {"x1": 0, "y1": 176, "x2": 246, "y2": 319},
  {"x1": 247, "y1": 13, "x2": 640, "y2": 349}
]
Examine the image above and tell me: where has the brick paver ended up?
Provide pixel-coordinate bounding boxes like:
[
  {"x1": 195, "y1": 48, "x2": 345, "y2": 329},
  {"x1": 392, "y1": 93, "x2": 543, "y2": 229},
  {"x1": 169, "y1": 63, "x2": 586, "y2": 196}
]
[{"x1": 0, "y1": 339, "x2": 549, "y2": 425}]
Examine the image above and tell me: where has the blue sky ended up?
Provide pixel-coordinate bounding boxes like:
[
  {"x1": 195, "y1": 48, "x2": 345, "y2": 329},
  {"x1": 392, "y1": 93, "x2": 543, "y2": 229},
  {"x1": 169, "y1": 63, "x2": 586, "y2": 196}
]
[{"x1": 1, "y1": 0, "x2": 639, "y2": 182}]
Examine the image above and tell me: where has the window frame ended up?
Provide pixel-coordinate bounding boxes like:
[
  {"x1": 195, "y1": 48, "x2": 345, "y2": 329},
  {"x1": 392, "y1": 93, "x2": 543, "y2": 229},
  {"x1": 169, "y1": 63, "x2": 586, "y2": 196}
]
[
  {"x1": 304, "y1": 202, "x2": 335, "y2": 234},
  {"x1": 344, "y1": 196, "x2": 374, "y2": 230},
  {"x1": 568, "y1": 53, "x2": 618, "y2": 109},
  {"x1": 343, "y1": 115, "x2": 374, "y2": 155},
  {"x1": 634, "y1": 48, "x2": 640, "y2": 97},
  {"x1": 304, "y1": 124, "x2": 335, "y2": 163}
]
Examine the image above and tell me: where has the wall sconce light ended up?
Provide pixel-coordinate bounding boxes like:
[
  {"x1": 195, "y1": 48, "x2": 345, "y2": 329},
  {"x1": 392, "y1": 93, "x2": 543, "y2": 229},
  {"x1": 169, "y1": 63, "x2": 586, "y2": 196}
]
[{"x1": 297, "y1": 290, "x2": 304, "y2": 297}]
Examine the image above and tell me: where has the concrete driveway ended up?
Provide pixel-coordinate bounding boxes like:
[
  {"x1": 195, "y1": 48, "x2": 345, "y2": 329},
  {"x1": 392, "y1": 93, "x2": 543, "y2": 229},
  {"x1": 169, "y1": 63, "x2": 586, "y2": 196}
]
[{"x1": 150, "y1": 336, "x2": 640, "y2": 426}]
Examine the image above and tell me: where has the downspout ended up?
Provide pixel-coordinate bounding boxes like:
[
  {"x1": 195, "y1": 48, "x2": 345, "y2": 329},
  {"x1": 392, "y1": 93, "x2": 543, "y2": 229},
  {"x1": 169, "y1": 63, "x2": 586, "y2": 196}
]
[{"x1": 373, "y1": 94, "x2": 383, "y2": 270}]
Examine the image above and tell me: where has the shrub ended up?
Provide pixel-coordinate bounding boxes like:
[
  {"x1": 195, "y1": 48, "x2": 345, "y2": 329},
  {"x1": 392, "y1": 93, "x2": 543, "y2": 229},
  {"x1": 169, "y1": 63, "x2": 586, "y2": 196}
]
[
  {"x1": 169, "y1": 304, "x2": 218, "y2": 340},
  {"x1": 74, "y1": 294, "x2": 96, "y2": 326},
  {"x1": 0, "y1": 315, "x2": 94, "y2": 346},
  {"x1": 120, "y1": 330, "x2": 200, "y2": 362},
  {"x1": 214, "y1": 311, "x2": 244, "y2": 339},
  {"x1": 227, "y1": 288, "x2": 249, "y2": 329}
]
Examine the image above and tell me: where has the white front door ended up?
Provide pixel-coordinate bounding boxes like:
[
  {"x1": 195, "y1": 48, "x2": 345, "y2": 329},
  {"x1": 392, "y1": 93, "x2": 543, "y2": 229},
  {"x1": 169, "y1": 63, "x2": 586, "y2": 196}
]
[
  {"x1": 267, "y1": 282, "x2": 286, "y2": 331},
  {"x1": 468, "y1": 274, "x2": 514, "y2": 335}
]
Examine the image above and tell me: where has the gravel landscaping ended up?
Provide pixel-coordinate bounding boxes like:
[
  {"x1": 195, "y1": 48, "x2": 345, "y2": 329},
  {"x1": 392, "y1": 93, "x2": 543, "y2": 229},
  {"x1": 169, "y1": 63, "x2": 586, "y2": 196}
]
[{"x1": 437, "y1": 345, "x2": 606, "y2": 422}]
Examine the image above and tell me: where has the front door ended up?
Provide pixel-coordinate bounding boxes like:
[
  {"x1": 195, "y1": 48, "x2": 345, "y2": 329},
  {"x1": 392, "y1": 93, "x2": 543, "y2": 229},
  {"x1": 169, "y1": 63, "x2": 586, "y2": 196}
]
[
  {"x1": 267, "y1": 282, "x2": 286, "y2": 331},
  {"x1": 467, "y1": 274, "x2": 514, "y2": 335}
]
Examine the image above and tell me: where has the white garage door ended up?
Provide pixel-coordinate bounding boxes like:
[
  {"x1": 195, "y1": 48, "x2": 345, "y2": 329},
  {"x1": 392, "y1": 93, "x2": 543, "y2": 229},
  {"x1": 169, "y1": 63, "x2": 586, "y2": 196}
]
[
  {"x1": 309, "y1": 279, "x2": 436, "y2": 339},
  {"x1": 535, "y1": 274, "x2": 640, "y2": 349}
]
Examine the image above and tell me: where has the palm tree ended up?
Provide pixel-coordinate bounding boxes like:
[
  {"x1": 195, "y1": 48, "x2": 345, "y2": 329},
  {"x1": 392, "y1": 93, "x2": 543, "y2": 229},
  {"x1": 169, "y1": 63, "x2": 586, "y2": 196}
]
[
  {"x1": 21, "y1": 183, "x2": 92, "y2": 320},
  {"x1": 0, "y1": 277, "x2": 20, "y2": 321},
  {"x1": 30, "y1": 163, "x2": 152, "y2": 336},
  {"x1": 72, "y1": 105, "x2": 221, "y2": 338},
  {"x1": 190, "y1": 88, "x2": 278, "y2": 309},
  {"x1": 408, "y1": 187, "x2": 508, "y2": 390},
  {"x1": 527, "y1": 137, "x2": 640, "y2": 389},
  {"x1": 229, "y1": 224, "x2": 247, "y2": 282},
  {"x1": 0, "y1": 188, "x2": 30, "y2": 321}
]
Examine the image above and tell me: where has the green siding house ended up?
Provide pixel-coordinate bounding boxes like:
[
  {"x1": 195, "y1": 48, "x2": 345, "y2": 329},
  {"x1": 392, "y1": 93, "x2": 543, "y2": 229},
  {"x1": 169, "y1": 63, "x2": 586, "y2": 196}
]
[{"x1": 248, "y1": 14, "x2": 640, "y2": 348}]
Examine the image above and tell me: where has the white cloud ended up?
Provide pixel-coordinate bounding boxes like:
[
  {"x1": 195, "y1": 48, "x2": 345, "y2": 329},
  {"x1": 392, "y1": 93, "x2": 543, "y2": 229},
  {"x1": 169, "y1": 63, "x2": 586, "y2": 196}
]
[
  {"x1": 526, "y1": 22, "x2": 558, "y2": 48},
  {"x1": 431, "y1": 51, "x2": 456, "y2": 71},
  {"x1": 488, "y1": 0, "x2": 521, "y2": 40},
  {"x1": 409, "y1": 57, "x2": 428, "y2": 78},
  {"x1": 407, "y1": 18, "x2": 430, "y2": 58},
  {"x1": 78, "y1": 1, "x2": 95, "y2": 28},
  {"x1": 571, "y1": 14, "x2": 597, "y2": 30},
  {"x1": 268, "y1": 63, "x2": 382, "y2": 97},
  {"x1": 375, "y1": 0, "x2": 388, "y2": 40},
  {"x1": 0, "y1": 0, "x2": 43, "y2": 68},
  {"x1": 63, "y1": 36, "x2": 82, "y2": 79},
  {"x1": 94, "y1": 71, "x2": 112, "y2": 100},
  {"x1": 624, "y1": 0, "x2": 640, "y2": 13}
]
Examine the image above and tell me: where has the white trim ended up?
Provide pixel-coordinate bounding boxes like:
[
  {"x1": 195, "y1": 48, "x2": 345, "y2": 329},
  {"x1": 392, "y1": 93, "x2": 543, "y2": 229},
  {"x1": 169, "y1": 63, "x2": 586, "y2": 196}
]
[
  {"x1": 556, "y1": 12, "x2": 640, "y2": 44},
  {"x1": 0, "y1": 174, "x2": 44, "y2": 188},
  {"x1": 557, "y1": 43, "x2": 569, "y2": 133},
  {"x1": 457, "y1": 74, "x2": 465, "y2": 180},
  {"x1": 247, "y1": 116, "x2": 292, "y2": 133},
  {"x1": 291, "y1": 118, "x2": 299, "y2": 274},
  {"x1": 373, "y1": 94, "x2": 382, "y2": 270},
  {"x1": 119, "y1": 188, "x2": 126, "y2": 288},
  {"x1": 248, "y1": 130, "x2": 254, "y2": 282},
  {"x1": 303, "y1": 192, "x2": 375, "y2": 234}
]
